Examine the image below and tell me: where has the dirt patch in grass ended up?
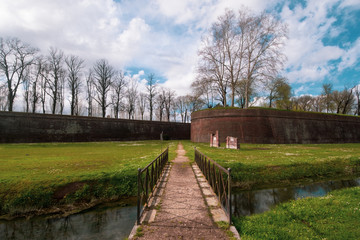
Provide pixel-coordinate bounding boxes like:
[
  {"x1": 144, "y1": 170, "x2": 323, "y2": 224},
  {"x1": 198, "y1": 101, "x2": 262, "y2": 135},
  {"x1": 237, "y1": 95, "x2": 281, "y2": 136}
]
[{"x1": 53, "y1": 182, "x2": 86, "y2": 200}]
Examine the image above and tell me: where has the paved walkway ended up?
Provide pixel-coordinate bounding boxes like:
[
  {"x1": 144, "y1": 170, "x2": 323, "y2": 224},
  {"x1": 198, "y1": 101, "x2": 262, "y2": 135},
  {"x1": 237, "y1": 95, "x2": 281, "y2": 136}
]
[{"x1": 135, "y1": 144, "x2": 229, "y2": 240}]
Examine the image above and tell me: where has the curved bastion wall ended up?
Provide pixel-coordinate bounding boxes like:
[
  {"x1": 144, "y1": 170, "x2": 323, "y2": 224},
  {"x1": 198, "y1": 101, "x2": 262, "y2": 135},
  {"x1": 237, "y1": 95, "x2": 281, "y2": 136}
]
[
  {"x1": 191, "y1": 108, "x2": 360, "y2": 144},
  {"x1": 0, "y1": 111, "x2": 190, "y2": 143}
]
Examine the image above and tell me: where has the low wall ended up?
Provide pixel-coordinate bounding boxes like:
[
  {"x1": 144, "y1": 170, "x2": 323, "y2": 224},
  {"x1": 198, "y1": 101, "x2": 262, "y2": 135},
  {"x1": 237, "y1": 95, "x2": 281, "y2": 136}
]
[
  {"x1": 0, "y1": 111, "x2": 190, "y2": 143},
  {"x1": 191, "y1": 108, "x2": 360, "y2": 144}
]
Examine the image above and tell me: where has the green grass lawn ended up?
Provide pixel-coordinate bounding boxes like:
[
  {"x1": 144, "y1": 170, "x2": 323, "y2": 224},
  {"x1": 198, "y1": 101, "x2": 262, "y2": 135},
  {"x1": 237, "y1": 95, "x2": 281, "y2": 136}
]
[
  {"x1": 0, "y1": 140, "x2": 178, "y2": 216},
  {"x1": 181, "y1": 141, "x2": 360, "y2": 189},
  {"x1": 233, "y1": 186, "x2": 360, "y2": 240},
  {"x1": 2, "y1": 140, "x2": 360, "y2": 218}
]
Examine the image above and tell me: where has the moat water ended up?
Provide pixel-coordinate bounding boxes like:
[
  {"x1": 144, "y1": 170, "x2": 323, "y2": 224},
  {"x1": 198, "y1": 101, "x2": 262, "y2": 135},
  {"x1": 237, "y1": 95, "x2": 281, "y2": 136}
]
[
  {"x1": 232, "y1": 177, "x2": 360, "y2": 217},
  {"x1": 0, "y1": 205, "x2": 136, "y2": 240},
  {"x1": 1, "y1": 177, "x2": 360, "y2": 239}
]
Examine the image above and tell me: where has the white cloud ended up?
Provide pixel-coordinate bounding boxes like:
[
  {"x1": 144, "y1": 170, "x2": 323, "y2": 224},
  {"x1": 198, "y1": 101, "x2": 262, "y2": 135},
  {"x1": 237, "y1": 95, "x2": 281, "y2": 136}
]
[
  {"x1": 1, "y1": 0, "x2": 359, "y2": 107},
  {"x1": 155, "y1": 0, "x2": 211, "y2": 25},
  {"x1": 132, "y1": 70, "x2": 146, "y2": 81},
  {"x1": 294, "y1": 85, "x2": 310, "y2": 96},
  {"x1": 340, "y1": 0, "x2": 360, "y2": 9},
  {"x1": 280, "y1": 0, "x2": 347, "y2": 84},
  {"x1": 112, "y1": 17, "x2": 151, "y2": 65},
  {"x1": 339, "y1": 38, "x2": 360, "y2": 71},
  {"x1": 0, "y1": 0, "x2": 124, "y2": 63}
]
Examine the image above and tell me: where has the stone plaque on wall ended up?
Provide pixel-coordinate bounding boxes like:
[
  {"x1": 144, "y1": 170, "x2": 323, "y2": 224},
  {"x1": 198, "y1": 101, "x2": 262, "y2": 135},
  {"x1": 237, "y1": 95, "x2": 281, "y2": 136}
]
[
  {"x1": 210, "y1": 130, "x2": 220, "y2": 147},
  {"x1": 226, "y1": 136, "x2": 239, "y2": 149}
]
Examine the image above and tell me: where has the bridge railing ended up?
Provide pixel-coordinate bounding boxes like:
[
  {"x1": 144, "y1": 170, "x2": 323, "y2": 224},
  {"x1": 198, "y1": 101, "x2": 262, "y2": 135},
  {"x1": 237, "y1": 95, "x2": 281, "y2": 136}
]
[
  {"x1": 137, "y1": 147, "x2": 169, "y2": 224},
  {"x1": 194, "y1": 147, "x2": 232, "y2": 223}
]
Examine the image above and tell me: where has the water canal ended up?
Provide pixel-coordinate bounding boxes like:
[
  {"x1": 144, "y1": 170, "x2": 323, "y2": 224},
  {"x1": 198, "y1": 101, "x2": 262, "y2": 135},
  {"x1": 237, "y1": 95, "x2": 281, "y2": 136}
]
[
  {"x1": 0, "y1": 205, "x2": 137, "y2": 240},
  {"x1": 1, "y1": 177, "x2": 360, "y2": 239},
  {"x1": 232, "y1": 177, "x2": 360, "y2": 217}
]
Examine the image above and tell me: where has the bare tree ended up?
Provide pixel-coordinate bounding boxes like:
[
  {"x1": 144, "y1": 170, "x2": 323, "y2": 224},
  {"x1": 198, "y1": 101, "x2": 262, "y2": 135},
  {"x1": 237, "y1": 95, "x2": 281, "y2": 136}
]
[
  {"x1": 196, "y1": 8, "x2": 287, "y2": 108},
  {"x1": 39, "y1": 64, "x2": 48, "y2": 114},
  {"x1": 125, "y1": 77, "x2": 138, "y2": 119},
  {"x1": 341, "y1": 88, "x2": 355, "y2": 115},
  {"x1": 235, "y1": 79, "x2": 257, "y2": 108},
  {"x1": 65, "y1": 55, "x2": 84, "y2": 116},
  {"x1": 138, "y1": 92, "x2": 147, "y2": 120},
  {"x1": 355, "y1": 85, "x2": 360, "y2": 116},
  {"x1": 197, "y1": 33, "x2": 228, "y2": 106},
  {"x1": 322, "y1": 83, "x2": 333, "y2": 113},
  {"x1": 156, "y1": 88, "x2": 166, "y2": 121},
  {"x1": 146, "y1": 73, "x2": 157, "y2": 121},
  {"x1": 30, "y1": 57, "x2": 44, "y2": 113},
  {"x1": 42, "y1": 47, "x2": 66, "y2": 114},
  {"x1": 0, "y1": 37, "x2": 38, "y2": 111},
  {"x1": 111, "y1": 70, "x2": 126, "y2": 119},
  {"x1": 93, "y1": 59, "x2": 114, "y2": 118},
  {"x1": 332, "y1": 88, "x2": 355, "y2": 114},
  {"x1": 295, "y1": 95, "x2": 313, "y2": 111},
  {"x1": 22, "y1": 66, "x2": 31, "y2": 112},
  {"x1": 191, "y1": 76, "x2": 216, "y2": 108},
  {"x1": 164, "y1": 88, "x2": 176, "y2": 121},
  {"x1": 0, "y1": 83, "x2": 8, "y2": 111},
  {"x1": 243, "y1": 12, "x2": 287, "y2": 108},
  {"x1": 176, "y1": 96, "x2": 188, "y2": 123},
  {"x1": 213, "y1": 10, "x2": 246, "y2": 106},
  {"x1": 185, "y1": 94, "x2": 204, "y2": 122},
  {"x1": 85, "y1": 70, "x2": 95, "y2": 116},
  {"x1": 171, "y1": 102, "x2": 177, "y2": 122},
  {"x1": 59, "y1": 72, "x2": 66, "y2": 114},
  {"x1": 311, "y1": 95, "x2": 325, "y2": 113}
]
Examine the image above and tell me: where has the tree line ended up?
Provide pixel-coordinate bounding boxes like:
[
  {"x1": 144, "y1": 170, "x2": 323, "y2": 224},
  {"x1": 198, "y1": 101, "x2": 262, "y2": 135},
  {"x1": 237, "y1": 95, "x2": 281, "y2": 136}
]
[
  {"x1": 0, "y1": 37, "x2": 200, "y2": 122},
  {"x1": 267, "y1": 82, "x2": 360, "y2": 115}
]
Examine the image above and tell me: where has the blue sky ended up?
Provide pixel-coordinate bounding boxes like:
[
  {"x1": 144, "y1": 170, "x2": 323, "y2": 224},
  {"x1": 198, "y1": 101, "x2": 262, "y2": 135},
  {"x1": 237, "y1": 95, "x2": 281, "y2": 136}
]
[{"x1": 0, "y1": 0, "x2": 359, "y2": 99}]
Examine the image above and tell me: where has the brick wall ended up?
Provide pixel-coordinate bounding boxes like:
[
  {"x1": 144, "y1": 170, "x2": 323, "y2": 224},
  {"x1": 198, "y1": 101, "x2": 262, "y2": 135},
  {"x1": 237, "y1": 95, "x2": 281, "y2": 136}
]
[
  {"x1": 0, "y1": 111, "x2": 190, "y2": 143},
  {"x1": 191, "y1": 108, "x2": 360, "y2": 144}
]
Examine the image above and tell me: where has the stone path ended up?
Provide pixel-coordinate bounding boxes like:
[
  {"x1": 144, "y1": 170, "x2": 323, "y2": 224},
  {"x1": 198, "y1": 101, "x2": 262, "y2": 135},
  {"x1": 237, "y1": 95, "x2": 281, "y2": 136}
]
[{"x1": 134, "y1": 143, "x2": 229, "y2": 240}]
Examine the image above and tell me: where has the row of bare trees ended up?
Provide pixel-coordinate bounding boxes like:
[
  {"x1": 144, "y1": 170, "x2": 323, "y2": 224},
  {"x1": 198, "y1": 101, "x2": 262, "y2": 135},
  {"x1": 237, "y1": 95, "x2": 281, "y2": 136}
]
[
  {"x1": 0, "y1": 36, "x2": 200, "y2": 122},
  {"x1": 258, "y1": 81, "x2": 360, "y2": 115},
  {"x1": 290, "y1": 84, "x2": 360, "y2": 115}
]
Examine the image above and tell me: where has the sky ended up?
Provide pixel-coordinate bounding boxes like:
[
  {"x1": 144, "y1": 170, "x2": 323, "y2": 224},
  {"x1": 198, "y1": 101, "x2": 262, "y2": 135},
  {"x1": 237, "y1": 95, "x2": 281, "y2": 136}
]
[{"x1": 0, "y1": 0, "x2": 360, "y2": 100}]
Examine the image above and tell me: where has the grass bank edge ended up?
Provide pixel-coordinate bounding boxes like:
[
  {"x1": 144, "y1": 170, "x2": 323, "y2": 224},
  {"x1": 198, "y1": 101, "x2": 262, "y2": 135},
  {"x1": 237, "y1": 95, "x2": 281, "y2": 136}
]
[
  {"x1": 233, "y1": 186, "x2": 360, "y2": 240},
  {"x1": 181, "y1": 141, "x2": 360, "y2": 190},
  {"x1": 0, "y1": 141, "x2": 178, "y2": 218}
]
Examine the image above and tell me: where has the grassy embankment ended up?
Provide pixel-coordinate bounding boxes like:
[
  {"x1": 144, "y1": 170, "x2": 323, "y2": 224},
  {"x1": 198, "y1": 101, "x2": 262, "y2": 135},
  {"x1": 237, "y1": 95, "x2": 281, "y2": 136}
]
[
  {"x1": 233, "y1": 186, "x2": 360, "y2": 240},
  {"x1": 0, "y1": 141, "x2": 178, "y2": 218},
  {"x1": 181, "y1": 141, "x2": 360, "y2": 239},
  {"x1": 181, "y1": 141, "x2": 360, "y2": 189}
]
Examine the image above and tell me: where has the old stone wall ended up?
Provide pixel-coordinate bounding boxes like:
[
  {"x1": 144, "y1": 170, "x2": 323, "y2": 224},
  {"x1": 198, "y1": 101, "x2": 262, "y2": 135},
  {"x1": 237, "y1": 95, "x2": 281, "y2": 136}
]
[
  {"x1": 0, "y1": 111, "x2": 190, "y2": 143},
  {"x1": 191, "y1": 108, "x2": 360, "y2": 144}
]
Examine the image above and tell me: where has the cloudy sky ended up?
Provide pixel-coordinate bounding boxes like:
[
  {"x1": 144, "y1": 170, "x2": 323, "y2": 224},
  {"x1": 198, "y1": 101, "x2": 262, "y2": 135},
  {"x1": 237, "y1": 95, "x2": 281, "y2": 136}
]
[{"x1": 1, "y1": 0, "x2": 359, "y2": 98}]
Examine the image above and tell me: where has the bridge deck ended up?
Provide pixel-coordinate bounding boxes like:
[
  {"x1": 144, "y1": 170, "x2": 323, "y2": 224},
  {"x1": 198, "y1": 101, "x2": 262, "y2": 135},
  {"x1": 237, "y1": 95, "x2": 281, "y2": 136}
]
[{"x1": 130, "y1": 143, "x2": 232, "y2": 239}]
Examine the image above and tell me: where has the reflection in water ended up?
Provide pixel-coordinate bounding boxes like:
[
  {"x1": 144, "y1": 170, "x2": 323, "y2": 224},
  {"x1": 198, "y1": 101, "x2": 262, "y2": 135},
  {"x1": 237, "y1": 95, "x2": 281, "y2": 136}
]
[
  {"x1": 232, "y1": 178, "x2": 360, "y2": 217},
  {"x1": 0, "y1": 205, "x2": 137, "y2": 240}
]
